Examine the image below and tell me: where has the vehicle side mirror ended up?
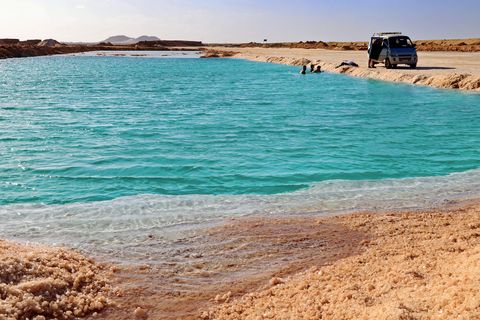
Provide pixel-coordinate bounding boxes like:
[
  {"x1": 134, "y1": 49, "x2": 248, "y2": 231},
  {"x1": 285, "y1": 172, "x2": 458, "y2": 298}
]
[{"x1": 413, "y1": 44, "x2": 417, "y2": 48}]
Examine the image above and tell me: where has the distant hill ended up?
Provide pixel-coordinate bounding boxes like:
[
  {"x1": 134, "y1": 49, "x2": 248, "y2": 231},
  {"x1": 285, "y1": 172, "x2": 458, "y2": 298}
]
[
  {"x1": 135, "y1": 36, "x2": 161, "y2": 43},
  {"x1": 102, "y1": 35, "x2": 133, "y2": 44},
  {"x1": 101, "y1": 35, "x2": 161, "y2": 45}
]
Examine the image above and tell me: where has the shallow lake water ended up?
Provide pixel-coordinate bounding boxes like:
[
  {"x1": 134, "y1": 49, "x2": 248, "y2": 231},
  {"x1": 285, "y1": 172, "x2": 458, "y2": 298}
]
[{"x1": 0, "y1": 54, "x2": 479, "y2": 261}]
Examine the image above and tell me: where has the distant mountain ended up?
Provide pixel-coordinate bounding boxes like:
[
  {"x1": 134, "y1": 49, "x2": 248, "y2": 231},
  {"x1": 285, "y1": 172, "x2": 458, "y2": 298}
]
[
  {"x1": 135, "y1": 35, "x2": 161, "y2": 43},
  {"x1": 102, "y1": 35, "x2": 133, "y2": 44},
  {"x1": 101, "y1": 35, "x2": 161, "y2": 45}
]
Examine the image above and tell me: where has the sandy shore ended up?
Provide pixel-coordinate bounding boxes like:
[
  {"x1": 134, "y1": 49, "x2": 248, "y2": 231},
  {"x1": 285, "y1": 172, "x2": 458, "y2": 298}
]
[
  {"x1": 204, "y1": 202, "x2": 480, "y2": 320},
  {"x1": 205, "y1": 47, "x2": 480, "y2": 91},
  {"x1": 3, "y1": 201, "x2": 480, "y2": 319},
  {"x1": 92, "y1": 217, "x2": 366, "y2": 320}
]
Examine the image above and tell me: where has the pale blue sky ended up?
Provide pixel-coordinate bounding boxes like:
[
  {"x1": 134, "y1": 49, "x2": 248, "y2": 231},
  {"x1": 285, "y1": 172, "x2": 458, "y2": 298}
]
[{"x1": 1, "y1": 0, "x2": 479, "y2": 42}]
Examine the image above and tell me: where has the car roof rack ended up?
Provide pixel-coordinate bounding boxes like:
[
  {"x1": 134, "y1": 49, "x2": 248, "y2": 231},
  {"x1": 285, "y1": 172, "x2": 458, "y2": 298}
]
[{"x1": 373, "y1": 32, "x2": 402, "y2": 37}]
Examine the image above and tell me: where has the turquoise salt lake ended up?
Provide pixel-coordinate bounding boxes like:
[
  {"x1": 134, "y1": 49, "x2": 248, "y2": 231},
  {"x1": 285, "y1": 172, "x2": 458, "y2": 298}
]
[{"x1": 1, "y1": 52, "x2": 480, "y2": 260}]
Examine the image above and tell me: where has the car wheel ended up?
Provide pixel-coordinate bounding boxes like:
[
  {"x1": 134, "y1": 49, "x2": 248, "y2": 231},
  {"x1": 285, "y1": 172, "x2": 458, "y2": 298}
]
[
  {"x1": 410, "y1": 63, "x2": 417, "y2": 69},
  {"x1": 385, "y1": 58, "x2": 392, "y2": 69}
]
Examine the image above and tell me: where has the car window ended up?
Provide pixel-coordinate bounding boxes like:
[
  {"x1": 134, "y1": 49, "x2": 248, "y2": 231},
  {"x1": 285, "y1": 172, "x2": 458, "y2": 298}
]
[{"x1": 389, "y1": 37, "x2": 414, "y2": 48}]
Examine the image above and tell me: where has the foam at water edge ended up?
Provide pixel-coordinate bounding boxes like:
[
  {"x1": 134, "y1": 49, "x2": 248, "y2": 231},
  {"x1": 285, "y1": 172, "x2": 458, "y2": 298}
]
[{"x1": 1, "y1": 169, "x2": 479, "y2": 262}]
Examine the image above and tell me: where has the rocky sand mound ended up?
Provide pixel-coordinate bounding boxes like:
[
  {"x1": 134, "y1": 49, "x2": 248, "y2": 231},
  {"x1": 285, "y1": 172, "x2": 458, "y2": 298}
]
[{"x1": 0, "y1": 241, "x2": 110, "y2": 320}]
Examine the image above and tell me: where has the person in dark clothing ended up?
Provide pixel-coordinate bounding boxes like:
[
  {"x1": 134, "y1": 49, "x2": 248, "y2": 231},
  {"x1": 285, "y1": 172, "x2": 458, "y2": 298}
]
[
  {"x1": 313, "y1": 66, "x2": 323, "y2": 73},
  {"x1": 300, "y1": 65, "x2": 307, "y2": 74}
]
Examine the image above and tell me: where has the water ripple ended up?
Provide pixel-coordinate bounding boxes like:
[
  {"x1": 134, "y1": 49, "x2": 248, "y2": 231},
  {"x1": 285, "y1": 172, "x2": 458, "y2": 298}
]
[{"x1": 0, "y1": 56, "x2": 479, "y2": 206}]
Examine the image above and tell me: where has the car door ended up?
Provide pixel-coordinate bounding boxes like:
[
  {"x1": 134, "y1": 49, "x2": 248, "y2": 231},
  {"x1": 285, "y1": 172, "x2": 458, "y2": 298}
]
[
  {"x1": 369, "y1": 38, "x2": 382, "y2": 61},
  {"x1": 378, "y1": 39, "x2": 389, "y2": 62}
]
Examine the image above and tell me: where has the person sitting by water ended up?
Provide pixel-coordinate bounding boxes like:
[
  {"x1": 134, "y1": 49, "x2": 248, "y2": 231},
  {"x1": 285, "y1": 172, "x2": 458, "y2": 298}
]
[
  {"x1": 335, "y1": 60, "x2": 359, "y2": 68},
  {"x1": 313, "y1": 66, "x2": 323, "y2": 73},
  {"x1": 300, "y1": 65, "x2": 307, "y2": 75}
]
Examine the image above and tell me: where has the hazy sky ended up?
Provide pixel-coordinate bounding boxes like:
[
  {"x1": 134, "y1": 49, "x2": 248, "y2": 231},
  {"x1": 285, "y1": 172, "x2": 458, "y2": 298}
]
[{"x1": 1, "y1": 0, "x2": 479, "y2": 43}]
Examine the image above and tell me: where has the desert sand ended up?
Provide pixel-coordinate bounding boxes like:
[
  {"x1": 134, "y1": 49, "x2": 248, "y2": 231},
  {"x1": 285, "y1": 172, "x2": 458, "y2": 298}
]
[
  {"x1": 227, "y1": 38, "x2": 480, "y2": 52},
  {"x1": 204, "y1": 47, "x2": 480, "y2": 91}
]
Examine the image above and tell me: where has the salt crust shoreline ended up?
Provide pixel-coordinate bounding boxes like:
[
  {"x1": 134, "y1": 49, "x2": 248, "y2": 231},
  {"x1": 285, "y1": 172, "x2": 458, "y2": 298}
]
[
  {"x1": 3, "y1": 202, "x2": 480, "y2": 319},
  {"x1": 260, "y1": 55, "x2": 480, "y2": 91},
  {"x1": 205, "y1": 202, "x2": 480, "y2": 319},
  {"x1": 203, "y1": 49, "x2": 480, "y2": 92},
  {"x1": 0, "y1": 240, "x2": 111, "y2": 320}
]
